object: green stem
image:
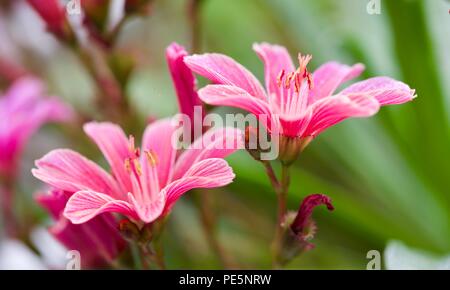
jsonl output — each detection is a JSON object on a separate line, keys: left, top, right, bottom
{"left": 263, "top": 162, "right": 290, "bottom": 268}
{"left": 279, "top": 165, "right": 290, "bottom": 221}
{"left": 130, "top": 242, "right": 144, "bottom": 270}
{"left": 138, "top": 242, "right": 153, "bottom": 270}
{"left": 196, "top": 191, "right": 236, "bottom": 269}
{"left": 151, "top": 237, "right": 166, "bottom": 270}
{"left": 188, "top": 0, "right": 204, "bottom": 53}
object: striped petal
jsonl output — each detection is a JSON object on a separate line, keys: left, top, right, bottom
{"left": 198, "top": 84, "right": 277, "bottom": 131}
{"left": 308, "top": 62, "right": 365, "bottom": 104}
{"left": 173, "top": 127, "right": 244, "bottom": 180}
{"left": 163, "top": 158, "right": 235, "bottom": 213}
{"left": 253, "top": 42, "right": 295, "bottom": 105}
{"left": 141, "top": 118, "right": 178, "bottom": 188}
{"left": 64, "top": 190, "right": 137, "bottom": 224}
{"left": 84, "top": 122, "right": 132, "bottom": 194}
{"left": 339, "top": 76, "right": 416, "bottom": 106}
{"left": 32, "top": 149, "right": 121, "bottom": 198}
{"left": 303, "top": 93, "right": 380, "bottom": 137}
{"left": 184, "top": 53, "right": 266, "bottom": 99}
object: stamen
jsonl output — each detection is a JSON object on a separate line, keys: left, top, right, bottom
{"left": 276, "top": 69, "right": 285, "bottom": 88}
{"left": 297, "top": 53, "right": 314, "bottom": 90}
{"left": 285, "top": 72, "right": 295, "bottom": 89}
{"left": 124, "top": 158, "right": 131, "bottom": 173}
{"left": 128, "top": 135, "right": 135, "bottom": 153}
{"left": 133, "top": 159, "right": 142, "bottom": 176}
{"left": 306, "top": 73, "right": 314, "bottom": 90}
{"left": 298, "top": 54, "right": 312, "bottom": 73}
{"left": 144, "top": 150, "right": 159, "bottom": 167}
{"left": 294, "top": 73, "right": 301, "bottom": 93}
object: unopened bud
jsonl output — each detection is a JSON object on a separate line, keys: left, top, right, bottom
{"left": 277, "top": 194, "right": 334, "bottom": 265}
{"left": 27, "top": 0, "right": 74, "bottom": 42}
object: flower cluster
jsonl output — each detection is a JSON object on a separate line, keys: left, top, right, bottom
{"left": 0, "top": 1, "right": 417, "bottom": 270}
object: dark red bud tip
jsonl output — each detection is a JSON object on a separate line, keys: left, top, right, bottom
{"left": 27, "top": 0, "right": 66, "bottom": 34}
{"left": 290, "top": 194, "right": 334, "bottom": 234}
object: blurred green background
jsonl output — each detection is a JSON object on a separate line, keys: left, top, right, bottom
{"left": 8, "top": 0, "right": 450, "bottom": 269}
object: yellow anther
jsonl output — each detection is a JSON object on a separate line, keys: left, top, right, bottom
{"left": 144, "top": 150, "right": 159, "bottom": 167}
{"left": 285, "top": 72, "right": 295, "bottom": 89}
{"left": 133, "top": 158, "right": 142, "bottom": 176}
{"left": 124, "top": 158, "right": 131, "bottom": 172}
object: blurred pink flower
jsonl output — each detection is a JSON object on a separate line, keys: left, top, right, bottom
{"left": 36, "top": 190, "right": 125, "bottom": 269}
{"left": 166, "top": 42, "right": 204, "bottom": 139}
{"left": 0, "top": 77, "right": 73, "bottom": 180}
{"left": 33, "top": 118, "right": 243, "bottom": 224}
{"left": 184, "top": 42, "right": 416, "bottom": 140}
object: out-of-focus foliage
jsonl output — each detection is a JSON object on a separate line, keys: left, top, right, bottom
{"left": 384, "top": 240, "right": 450, "bottom": 270}
{"left": 3, "top": 0, "right": 449, "bottom": 269}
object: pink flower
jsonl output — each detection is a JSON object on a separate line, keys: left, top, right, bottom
{"left": 0, "top": 77, "right": 73, "bottom": 180}
{"left": 32, "top": 118, "right": 242, "bottom": 224}
{"left": 184, "top": 43, "right": 416, "bottom": 163}
{"left": 36, "top": 190, "right": 126, "bottom": 268}
{"left": 166, "top": 42, "right": 204, "bottom": 139}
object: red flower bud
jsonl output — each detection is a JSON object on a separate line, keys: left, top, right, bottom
{"left": 291, "top": 194, "right": 334, "bottom": 235}
{"left": 27, "top": 0, "right": 66, "bottom": 36}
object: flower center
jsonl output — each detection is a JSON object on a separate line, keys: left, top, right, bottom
{"left": 124, "top": 135, "right": 160, "bottom": 201}
{"left": 124, "top": 135, "right": 142, "bottom": 182}
{"left": 276, "top": 53, "right": 314, "bottom": 93}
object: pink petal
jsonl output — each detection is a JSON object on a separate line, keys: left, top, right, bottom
{"left": 64, "top": 190, "right": 137, "bottom": 224}
{"left": 1, "top": 77, "right": 44, "bottom": 111}
{"left": 253, "top": 42, "right": 295, "bottom": 102}
{"left": 198, "top": 84, "right": 277, "bottom": 131}
{"left": 36, "top": 190, "right": 125, "bottom": 267}
{"left": 173, "top": 127, "right": 244, "bottom": 180}
{"left": 0, "top": 97, "right": 72, "bottom": 178}
{"left": 279, "top": 111, "right": 312, "bottom": 138}
{"left": 141, "top": 118, "right": 178, "bottom": 188}
{"left": 308, "top": 62, "right": 365, "bottom": 104}
{"left": 83, "top": 122, "right": 132, "bottom": 194}
{"left": 35, "top": 190, "right": 70, "bottom": 219}
{"left": 166, "top": 43, "right": 203, "bottom": 124}
{"left": 127, "top": 192, "right": 165, "bottom": 224}
{"left": 0, "top": 77, "right": 73, "bottom": 176}
{"left": 32, "top": 149, "right": 121, "bottom": 198}
{"left": 184, "top": 53, "right": 266, "bottom": 99}
{"left": 33, "top": 97, "right": 74, "bottom": 123}
{"left": 339, "top": 76, "right": 416, "bottom": 106}
{"left": 49, "top": 215, "right": 125, "bottom": 268}
{"left": 1, "top": 77, "right": 73, "bottom": 122}
{"left": 303, "top": 93, "right": 380, "bottom": 137}
{"left": 163, "top": 158, "right": 235, "bottom": 213}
